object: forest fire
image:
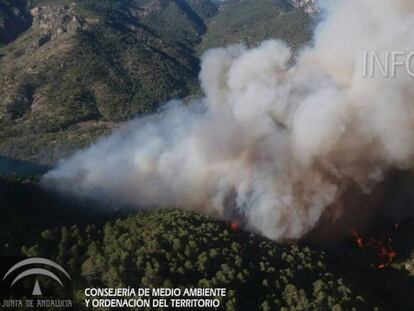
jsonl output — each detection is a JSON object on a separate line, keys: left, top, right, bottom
{"left": 225, "top": 221, "right": 240, "bottom": 232}
{"left": 224, "top": 220, "right": 243, "bottom": 232}
{"left": 230, "top": 222, "right": 239, "bottom": 231}
{"left": 351, "top": 229, "right": 398, "bottom": 269}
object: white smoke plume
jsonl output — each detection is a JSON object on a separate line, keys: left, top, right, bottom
{"left": 43, "top": 0, "right": 414, "bottom": 241}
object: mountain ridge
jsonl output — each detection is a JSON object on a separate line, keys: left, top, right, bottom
{"left": 0, "top": 0, "right": 312, "bottom": 165}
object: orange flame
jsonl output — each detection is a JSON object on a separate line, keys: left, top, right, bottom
{"left": 230, "top": 222, "right": 239, "bottom": 231}
{"left": 224, "top": 221, "right": 240, "bottom": 232}
{"left": 351, "top": 229, "right": 397, "bottom": 269}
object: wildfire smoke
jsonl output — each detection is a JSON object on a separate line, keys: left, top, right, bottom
{"left": 43, "top": 0, "right": 414, "bottom": 241}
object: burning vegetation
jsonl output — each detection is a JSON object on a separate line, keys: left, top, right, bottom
{"left": 351, "top": 225, "right": 399, "bottom": 269}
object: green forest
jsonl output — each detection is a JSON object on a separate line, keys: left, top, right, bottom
{"left": 1, "top": 174, "right": 414, "bottom": 310}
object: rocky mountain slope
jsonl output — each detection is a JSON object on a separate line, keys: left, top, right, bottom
{"left": 291, "top": 0, "right": 317, "bottom": 14}
{"left": 0, "top": 0, "right": 311, "bottom": 165}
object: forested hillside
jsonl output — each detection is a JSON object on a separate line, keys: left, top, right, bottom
{"left": 0, "top": 0, "right": 215, "bottom": 164}
{"left": 0, "top": 175, "right": 413, "bottom": 310}
{"left": 25, "top": 209, "right": 372, "bottom": 310}
{"left": 198, "top": 0, "right": 312, "bottom": 52}
{"left": 0, "top": 0, "right": 311, "bottom": 165}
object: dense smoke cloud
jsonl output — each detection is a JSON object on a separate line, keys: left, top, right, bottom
{"left": 43, "top": 0, "right": 414, "bottom": 240}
